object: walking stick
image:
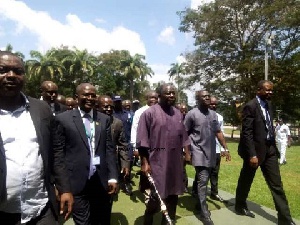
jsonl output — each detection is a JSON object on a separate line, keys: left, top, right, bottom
{"left": 146, "top": 173, "right": 174, "bottom": 225}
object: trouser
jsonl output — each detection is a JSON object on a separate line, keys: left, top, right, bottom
{"left": 195, "top": 166, "right": 211, "bottom": 218}
{"left": 277, "top": 140, "right": 287, "bottom": 164}
{"left": 72, "top": 174, "right": 112, "bottom": 225}
{"left": 143, "top": 193, "right": 178, "bottom": 225}
{"left": 209, "top": 153, "right": 221, "bottom": 196}
{"left": 235, "top": 144, "right": 292, "bottom": 224}
{"left": 0, "top": 202, "right": 57, "bottom": 225}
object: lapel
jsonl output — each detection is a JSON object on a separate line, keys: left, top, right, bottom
{"left": 73, "top": 109, "right": 90, "bottom": 150}
{"left": 255, "top": 98, "right": 267, "bottom": 125}
{"left": 28, "top": 98, "right": 43, "bottom": 155}
{"left": 93, "top": 111, "right": 102, "bottom": 152}
{"left": 0, "top": 133, "right": 4, "bottom": 157}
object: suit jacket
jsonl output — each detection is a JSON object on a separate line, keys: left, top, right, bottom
{"left": 111, "top": 117, "right": 130, "bottom": 169}
{"left": 53, "top": 102, "right": 68, "bottom": 115}
{"left": 54, "top": 109, "right": 118, "bottom": 195}
{"left": 0, "top": 97, "right": 68, "bottom": 217}
{"left": 238, "top": 97, "right": 278, "bottom": 164}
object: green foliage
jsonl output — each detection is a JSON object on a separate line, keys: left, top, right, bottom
{"left": 178, "top": 0, "right": 300, "bottom": 122}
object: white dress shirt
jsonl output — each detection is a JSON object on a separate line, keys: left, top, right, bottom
{"left": 0, "top": 95, "right": 48, "bottom": 223}
{"left": 130, "top": 105, "right": 150, "bottom": 148}
{"left": 215, "top": 112, "right": 225, "bottom": 154}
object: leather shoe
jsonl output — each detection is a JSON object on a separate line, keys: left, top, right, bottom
{"left": 122, "top": 183, "right": 133, "bottom": 196}
{"left": 210, "top": 194, "right": 234, "bottom": 206}
{"left": 199, "top": 215, "right": 214, "bottom": 225}
{"left": 279, "top": 221, "right": 296, "bottom": 225}
{"left": 235, "top": 207, "right": 255, "bottom": 218}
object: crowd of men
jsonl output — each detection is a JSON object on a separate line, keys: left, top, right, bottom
{"left": 0, "top": 51, "right": 296, "bottom": 225}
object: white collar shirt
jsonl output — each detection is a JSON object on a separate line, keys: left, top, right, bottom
{"left": 0, "top": 94, "right": 48, "bottom": 223}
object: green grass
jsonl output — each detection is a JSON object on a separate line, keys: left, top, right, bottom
{"left": 224, "top": 127, "right": 240, "bottom": 136}
{"left": 186, "top": 139, "right": 300, "bottom": 220}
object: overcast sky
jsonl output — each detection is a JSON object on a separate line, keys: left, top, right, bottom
{"left": 0, "top": 0, "right": 212, "bottom": 104}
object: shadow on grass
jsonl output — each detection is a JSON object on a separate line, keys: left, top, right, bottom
{"left": 111, "top": 212, "right": 129, "bottom": 225}
{"left": 226, "top": 197, "right": 278, "bottom": 223}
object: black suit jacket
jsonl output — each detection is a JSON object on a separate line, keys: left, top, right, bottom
{"left": 53, "top": 102, "right": 68, "bottom": 115}
{"left": 54, "top": 109, "right": 118, "bottom": 195}
{"left": 238, "top": 97, "right": 278, "bottom": 164}
{"left": 111, "top": 117, "right": 130, "bottom": 169}
{"left": 0, "top": 97, "right": 69, "bottom": 217}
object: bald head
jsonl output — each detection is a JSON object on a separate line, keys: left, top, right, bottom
{"left": 76, "top": 83, "right": 96, "bottom": 113}
{"left": 40, "top": 81, "right": 58, "bottom": 104}
{"left": 98, "top": 95, "right": 114, "bottom": 116}
{"left": 146, "top": 90, "right": 158, "bottom": 106}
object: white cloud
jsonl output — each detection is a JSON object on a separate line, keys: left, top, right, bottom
{"left": 191, "top": 0, "right": 214, "bottom": 9}
{"left": 95, "top": 18, "right": 106, "bottom": 24}
{"left": 157, "top": 26, "right": 175, "bottom": 45}
{"left": 0, "top": 0, "right": 146, "bottom": 56}
{"left": 148, "top": 63, "right": 171, "bottom": 85}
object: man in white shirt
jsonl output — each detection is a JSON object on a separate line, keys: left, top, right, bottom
{"left": 0, "top": 51, "right": 73, "bottom": 224}
{"left": 275, "top": 118, "right": 291, "bottom": 165}
{"left": 130, "top": 90, "right": 158, "bottom": 163}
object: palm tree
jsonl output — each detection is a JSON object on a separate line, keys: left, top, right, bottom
{"left": 4, "top": 43, "right": 25, "bottom": 59}
{"left": 120, "top": 53, "right": 153, "bottom": 101}
{"left": 168, "top": 62, "right": 187, "bottom": 103}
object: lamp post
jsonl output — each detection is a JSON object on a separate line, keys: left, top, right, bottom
{"left": 265, "top": 32, "right": 274, "bottom": 81}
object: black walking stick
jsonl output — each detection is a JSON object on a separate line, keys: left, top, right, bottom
{"left": 146, "top": 173, "right": 174, "bottom": 225}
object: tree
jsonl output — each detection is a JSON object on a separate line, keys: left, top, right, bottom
{"left": 168, "top": 62, "right": 187, "bottom": 103}
{"left": 120, "top": 52, "right": 153, "bottom": 101}
{"left": 3, "top": 43, "right": 25, "bottom": 59}
{"left": 178, "top": 0, "right": 300, "bottom": 121}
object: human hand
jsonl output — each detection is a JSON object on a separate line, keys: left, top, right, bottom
{"left": 108, "top": 182, "right": 118, "bottom": 194}
{"left": 249, "top": 156, "right": 258, "bottom": 168}
{"left": 59, "top": 192, "right": 74, "bottom": 220}
{"left": 122, "top": 168, "right": 130, "bottom": 177}
{"left": 222, "top": 151, "right": 231, "bottom": 161}
{"left": 141, "top": 161, "right": 151, "bottom": 175}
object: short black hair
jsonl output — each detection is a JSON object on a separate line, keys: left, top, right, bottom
{"left": 156, "top": 83, "right": 175, "bottom": 96}
{"left": 257, "top": 80, "right": 273, "bottom": 90}
{"left": 0, "top": 51, "right": 25, "bottom": 67}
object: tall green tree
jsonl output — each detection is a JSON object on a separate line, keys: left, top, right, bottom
{"left": 168, "top": 62, "right": 187, "bottom": 103}
{"left": 178, "top": 0, "right": 300, "bottom": 121}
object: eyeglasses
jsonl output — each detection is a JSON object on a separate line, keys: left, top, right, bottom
{"left": 0, "top": 67, "right": 25, "bottom": 76}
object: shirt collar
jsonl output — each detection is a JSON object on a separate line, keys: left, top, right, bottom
{"left": 256, "top": 95, "right": 267, "bottom": 108}
{"left": 78, "top": 107, "right": 93, "bottom": 118}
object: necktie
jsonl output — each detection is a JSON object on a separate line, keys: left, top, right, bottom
{"left": 83, "top": 113, "right": 95, "bottom": 178}
{"left": 265, "top": 102, "right": 274, "bottom": 139}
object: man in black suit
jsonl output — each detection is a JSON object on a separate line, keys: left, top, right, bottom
{"left": 0, "top": 51, "right": 73, "bottom": 224}
{"left": 54, "top": 83, "right": 118, "bottom": 225}
{"left": 235, "top": 80, "right": 295, "bottom": 225}
{"left": 40, "top": 81, "right": 67, "bottom": 115}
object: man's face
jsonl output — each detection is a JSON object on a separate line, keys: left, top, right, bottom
{"left": 209, "top": 97, "right": 218, "bottom": 111}
{"left": 258, "top": 82, "right": 273, "bottom": 101}
{"left": 114, "top": 100, "right": 123, "bottom": 111}
{"left": 147, "top": 92, "right": 158, "bottom": 106}
{"left": 42, "top": 83, "right": 58, "bottom": 104}
{"left": 160, "top": 85, "right": 176, "bottom": 106}
{"left": 198, "top": 91, "right": 211, "bottom": 108}
{"left": 76, "top": 85, "right": 96, "bottom": 113}
{"left": 99, "top": 97, "right": 114, "bottom": 116}
{"left": 123, "top": 100, "right": 131, "bottom": 111}
{"left": 0, "top": 54, "right": 25, "bottom": 97}
{"left": 180, "top": 105, "right": 188, "bottom": 115}
{"left": 65, "top": 98, "right": 75, "bottom": 110}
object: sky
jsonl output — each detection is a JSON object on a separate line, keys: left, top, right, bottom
{"left": 0, "top": 0, "right": 212, "bottom": 104}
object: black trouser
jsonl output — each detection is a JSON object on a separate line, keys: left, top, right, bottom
{"left": 195, "top": 166, "right": 211, "bottom": 218}
{"left": 144, "top": 193, "right": 178, "bottom": 225}
{"left": 72, "top": 174, "right": 112, "bottom": 225}
{"left": 209, "top": 153, "right": 221, "bottom": 196}
{"left": 0, "top": 202, "right": 57, "bottom": 225}
{"left": 235, "top": 144, "right": 292, "bottom": 224}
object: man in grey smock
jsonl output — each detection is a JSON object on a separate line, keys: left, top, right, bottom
{"left": 184, "top": 90, "right": 229, "bottom": 225}
{"left": 136, "top": 84, "right": 191, "bottom": 225}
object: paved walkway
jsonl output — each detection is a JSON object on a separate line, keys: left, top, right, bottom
{"left": 187, "top": 185, "right": 300, "bottom": 225}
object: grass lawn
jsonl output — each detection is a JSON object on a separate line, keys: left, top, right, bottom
{"left": 186, "top": 138, "right": 300, "bottom": 220}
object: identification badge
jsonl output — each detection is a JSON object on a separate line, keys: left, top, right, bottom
{"left": 92, "top": 156, "right": 100, "bottom": 165}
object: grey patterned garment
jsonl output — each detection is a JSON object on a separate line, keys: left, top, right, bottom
{"left": 136, "top": 104, "right": 190, "bottom": 199}
{"left": 184, "top": 107, "right": 220, "bottom": 168}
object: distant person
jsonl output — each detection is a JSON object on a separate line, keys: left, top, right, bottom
{"left": 275, "top": 118, "right": 291, "bottom": 165}
{"left": 65, "top": 97, "right": 76, "bottom": 110}
{"left": 54, "top": 83, "right": 118, "bottom": 225}
{"left": 179, "top": 103, "right": 188, "bottom": 119}
{"left": 137, "top": 83, "right": 191, "bottom": 225}
{"left": 113, "top": 95, "right": 134, "bottom": 195}
{"left": 40, "top": 81, "right": 67, "bottom": 115}
{"left": 184, "top": 90, "right": 230, "bottom": 225}
{"left": 132, "top": 99, "right": 140, "bottom": 112}
{"left": 122, "top": 100, "right": 132, "bottom": 111}
{"left": 98, "top": 95, "right": 130, "bottom": 198}
{"left": 0, "top": 51, "right": 73, "bottom": 224}
{"left": 235, "top": 80, "right": 295, "bottom": 225}
{"left": 209, "top": 96, "right": 232, "bottom": 204}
